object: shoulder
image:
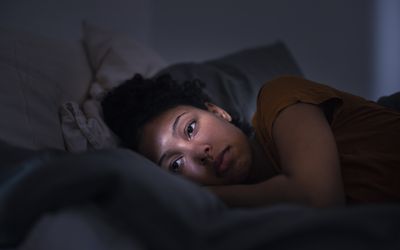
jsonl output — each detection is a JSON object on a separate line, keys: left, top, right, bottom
{"left": 257, "top": 75, "right": 326, "bottom": 101}
{"left": 256, "top": 76, "right": 342, "bottom": 113}
{"left": 252, "top": 76, "right": 311, "bottom": 143}
{"left": 252, "top": 76, "right": 343, "bottom": 137}
{"left": 255, "top": 76, "right": 312, "bottom": 120}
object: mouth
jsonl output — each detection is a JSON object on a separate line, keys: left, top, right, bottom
{"left": 213, "top": 146, "right": 230, "bottom": 177}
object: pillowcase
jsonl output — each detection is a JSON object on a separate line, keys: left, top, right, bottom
{"left": 60, "top": 22, "right": 168, "bottom": 152}
{"left": 156, "top": 42, "right": 303, "bottom": 124}
{"left": 0, "top": 27, "right": 92, "bottom": 150}
{"left": 82, "top": 21, "right": 167, "bottom": 93}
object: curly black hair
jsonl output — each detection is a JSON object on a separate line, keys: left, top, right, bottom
{"left": 101, "top": 73, "right": 252, "bottom": 151}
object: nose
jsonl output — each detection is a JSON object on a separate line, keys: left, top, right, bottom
{"left": 199, "top": 144, "right": 212, "bottom": 166}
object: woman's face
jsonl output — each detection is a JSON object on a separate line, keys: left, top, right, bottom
{"left": 138, "top": 104, "right": 253, "bottom": 186}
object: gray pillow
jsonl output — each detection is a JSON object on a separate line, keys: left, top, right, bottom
{"left": 156, "top": 41, "right": 302, "bottom": 124}
{"left": 377, "top": 92, "right": 400, "bottom": 112}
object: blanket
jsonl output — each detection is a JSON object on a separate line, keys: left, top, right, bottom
{"left": 1, "top": 140, "right": 400, "bottom": 250}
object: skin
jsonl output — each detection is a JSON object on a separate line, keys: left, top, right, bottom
{"left": 138, "top": 103, "right": 263, "bottom": 185}
{"left": 209, "top": 103, "right": 345, "bottom": 208}
{"left": 138, "top": 102, "right": 345, "bottom": 208}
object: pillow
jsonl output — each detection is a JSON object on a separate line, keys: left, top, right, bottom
{"left": 82, "top": 21, "right": 167, "bottom": 92}
{"left": 377, "top": 91, "right": 400, "bottom": 112}
{"left": 0, "top": 27, "right": 92, "bottom": 150}
{"left": 61, "top": 39, "right": 302, "bottom": 152}
{"left": 156, "top": 41, "right": 303, "bottom": 124}
{"left": 59, "top": 22, "right": 168, "bottom": 152}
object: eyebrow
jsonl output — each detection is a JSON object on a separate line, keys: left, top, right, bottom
{"left": 157, "top": 111, "right": 187, "bottom": 166}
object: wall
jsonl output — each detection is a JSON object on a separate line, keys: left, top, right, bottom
{"left": 373, "top": 0, "right": 400, "bottom": 99}
{"left": 0, "top": 0, "right": 152, "bottom": 44}
{"left": 1, "top": 0, "right": 398, "bottom": 100}
{"left": 150, "top": 0, "right": 375, "bottom": 99}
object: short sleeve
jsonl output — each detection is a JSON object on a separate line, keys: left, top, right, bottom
{"left": 254, "top": 76, "right": 343, "bottom": 138}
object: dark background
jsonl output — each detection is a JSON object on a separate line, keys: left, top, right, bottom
{"left": 1, "top": 0, "right": 399, "bottom": 100}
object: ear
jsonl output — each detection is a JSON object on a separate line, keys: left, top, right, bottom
{"left": 204, "top": 102, "right": 232, "bottom": 122}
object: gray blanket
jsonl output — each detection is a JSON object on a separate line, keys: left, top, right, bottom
{"left": 0, "top": 140, "right": 400, "bottom": 250}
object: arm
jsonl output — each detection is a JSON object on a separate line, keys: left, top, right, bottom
{"left": 209, "top": 103, "right": 345, "bottom": 208}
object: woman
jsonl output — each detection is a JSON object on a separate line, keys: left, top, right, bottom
{"left": 101, "top": 74, "right": 400, "bottom": 208}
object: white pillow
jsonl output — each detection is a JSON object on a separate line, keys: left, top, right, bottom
{"left": 59, "top": 22, "right": 168, "bottom": 152}
{"left": 0, "top": 27, "right": 92, "bottom": 150}
{"left": 82, "top": 21, "right": 167, "bottom": 92}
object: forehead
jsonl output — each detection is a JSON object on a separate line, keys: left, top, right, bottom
{"left": 150, "top": 105, "right": 200, "bottom": 126}
{"left": 137, "top": 105, "right": 202, "bottom": 156}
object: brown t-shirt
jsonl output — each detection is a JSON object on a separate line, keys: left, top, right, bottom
{"left": 252, "top": 76, "right": 400, "bottom": 204}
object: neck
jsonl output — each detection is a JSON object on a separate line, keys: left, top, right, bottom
{"left": 244, "top": 134, "right": 277, "bottom": 184}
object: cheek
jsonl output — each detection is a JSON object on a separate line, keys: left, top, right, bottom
{"left": 215, "top": 120, "right": 246, "bottom": 142}
{"left": 183, "top": 160, "right": 208, "bottom": 176}
{"left": 205, "top": 117, "right": 235, "bottom": 136}
{"left": 182, "top": 159, "right": 217, "bottom": 184}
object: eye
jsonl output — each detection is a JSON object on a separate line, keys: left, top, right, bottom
{"left": 170, "top": 158, "right": 183, "bottom": 174}
{"left": 186, "top": 121, "right": 196, "bottom": 139}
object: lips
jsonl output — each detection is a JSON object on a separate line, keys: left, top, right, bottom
{"left": 213, "top": 146, "right": 230, "bottom": 177}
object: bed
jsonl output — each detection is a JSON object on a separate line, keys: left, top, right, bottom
{"left": 1, "top": 23, "right": 400, "bottom": 250}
